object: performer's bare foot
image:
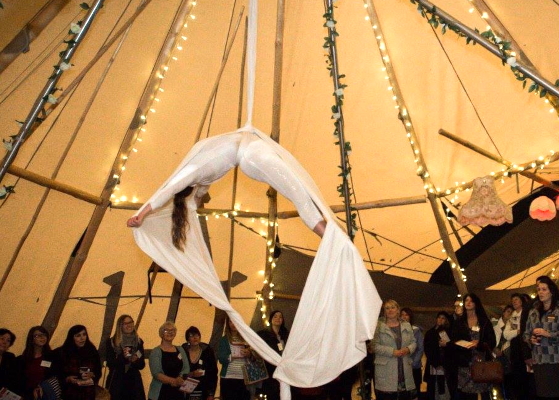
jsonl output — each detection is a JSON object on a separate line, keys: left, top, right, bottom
{"left": 313, "top": 220, "right": 326, "bottom": 238}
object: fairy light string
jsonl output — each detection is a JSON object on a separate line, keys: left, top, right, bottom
{"left": 111, "top": 0, "right": 198, "bottom": 205}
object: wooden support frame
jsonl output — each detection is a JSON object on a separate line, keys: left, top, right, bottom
{"left": 41, "top": 0, "right": 198, "bottom": 334}
{"left": 439, "top": 129, "right": 559, "bottom": 192}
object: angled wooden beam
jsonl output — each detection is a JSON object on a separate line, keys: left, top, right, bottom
{"left": 42, "top": 0, "right": 197, "bottom": 334}
{"left": 439, "top": 129, "right": 559, "bottom": 192}
{"left": 365, "top": 0, "right": 468, "bottom": 294}
{"left": 7, "top": 164, "right": 102, "bottom": 204}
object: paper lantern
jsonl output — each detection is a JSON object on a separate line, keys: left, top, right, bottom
{"left": 529, "top": 196, "right": 556, "bottom": 221}
{"left": 458, "top": 176, "right": 513, "bottom": 227}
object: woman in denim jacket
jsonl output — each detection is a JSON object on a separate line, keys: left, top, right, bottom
{"left": 524, "top": 276, "right": 559, "bottom": 399}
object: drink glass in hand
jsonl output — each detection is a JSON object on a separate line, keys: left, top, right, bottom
{"left": 79, "top": 367, "right": 90, "bottom": 380}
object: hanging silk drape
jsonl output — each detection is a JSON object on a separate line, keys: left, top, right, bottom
{"left": 132, "top": 0, "right": 381, "bottom": 398}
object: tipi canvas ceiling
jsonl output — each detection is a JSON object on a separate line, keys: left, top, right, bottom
{"left": 1, "top": 0, "right": 559, "bottom": 356}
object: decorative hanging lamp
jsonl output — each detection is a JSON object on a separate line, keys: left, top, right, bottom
{"left": 529, "top": 196, "right": 556, "bottom": 221}
{"left": 458, "top": 175, "right": 513, "bottom": 227}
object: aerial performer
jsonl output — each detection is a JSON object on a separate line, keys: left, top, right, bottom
{"left": 127, "top": 126, "right": 382, "bottom": 399}
{"left": 127, "top": 1, "right": 380, "bottom": 398}
{"left": 126, "top": 130, "right": 327, "bottom": 238}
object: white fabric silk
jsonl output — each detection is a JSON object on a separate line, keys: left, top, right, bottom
{"left": 132, "top": 125, "right": 382, "bottom": 396}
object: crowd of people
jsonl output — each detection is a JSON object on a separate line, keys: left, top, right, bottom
{"left": 1, "top": 275, "right": 559, "bottom": 400}
{"left": 418, "top": 276, "right": 559, "bottom": 400}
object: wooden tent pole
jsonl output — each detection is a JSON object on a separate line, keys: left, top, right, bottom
{"left": 439, "top": 129, "right": 559, "bottom": 192}
{"left": 365, "top": 0, "right": 468, "bottom": 294}
{"left": 260, "top": 0, "right": 285, "bottom": 322}
{"left": 41, "top": 0, "right": 198, "bottom": 334}
{"left": 0, "top": 0, "right": 71, "bottom": 74}
{"left": 194, "top": 8, "right": 245, "bottom": 144}
{"left": 135, "top": 263, "right": 160, "bottom": 329}
{"left": 4, "top": 162, "right": 427, "bottom": 214}
{"left": 6, "top": 164, "right": 102, "bottom": 204}
{"left": 226, "top": 17, "right": 248, "bottom": 301}
{"left": 468, "top": 0, "right": 559, "bottom": 114}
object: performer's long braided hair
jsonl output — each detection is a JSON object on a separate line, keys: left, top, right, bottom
{"left": 172, "top": 186, "right": 194, "bottom": 251}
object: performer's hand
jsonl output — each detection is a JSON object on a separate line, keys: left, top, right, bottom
{"left": 127, "top": 216, "right": 142, "bottom": 227}
{"left": 127, "top": 204, "right": 152, "bottom": 227}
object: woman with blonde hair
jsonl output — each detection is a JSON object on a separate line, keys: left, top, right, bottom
{"left": 148, "top": 321, "right": 189, "bottom": 400}
{"left": 105, "top": 314, "right": 146, "bottom": 400}
{"left": 373, "top": 299, "right": 417, "bottom": 400}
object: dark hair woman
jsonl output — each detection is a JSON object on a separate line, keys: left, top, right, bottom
{"left": 523, "top": 276, "right": 559, "bottom": 399}
{"left": 258, "top": 311, "right": 290, "bottom": 400}
{"left": 181, "top": 326, "right": 218, "bottom": 400}
{"left": 450, "top": 293, "right": 496, "bottom": 400}
{"left": 0, "top": 328, "right": 17, "bottom": 392}
{"left": 217, "top": 318, "right": 251, "bottom": 400}
{"left": 53, "top": 324, "right": 102, "bottom": 400}
{"left": 423, "top": 311, "right": 452, "bottom": 400}
{"left": 400, "top": 307, "right": 424, "bottom": 395}
{"left": 105, "top": 315, "right": 146, "bottom": 400}
{"left": 15, "top": 326, "right": 55, "bottom": 400}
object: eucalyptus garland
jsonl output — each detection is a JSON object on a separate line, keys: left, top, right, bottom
{"left": 0, "top": 185, "right": 15, "bottom": 200}
{"left": 410, "top": 0, "right": 559, "bottom": 101}
{"left": 2, "top": 4, "right": 90, "bottom": 156}
{"left": 323, "top": 1, "right": 358, "bottom": 238}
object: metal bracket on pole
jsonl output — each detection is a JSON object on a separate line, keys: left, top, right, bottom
{"left": 0, "top": 0, "right": 105, "bottom": 183}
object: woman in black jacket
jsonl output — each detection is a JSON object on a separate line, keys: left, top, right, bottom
{"left": 54, "top": 325, "right": 102, "bottom": 400}
{"left": 105, "top": 315, "right": 146, "bottom": 400}
{"left": 181, "top": 326, "right": 218, "bottom": 400}
{"left": 423, "top": 312, "right": 452, "bottom": 400}
{"left": 450, "top": 294, "right": 496, "bottom": 400}
{"left": 258, "top": 311, "right": 289, "bottom": 400}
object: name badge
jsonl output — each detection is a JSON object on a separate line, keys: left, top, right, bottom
{"left": 471, "top": 326, "right": 480, "bottom": 332}
{"left": 547, "top": 315, "right": 557, "bottom": 323}
{"left": 278, "top": 342, "right": 284, "bottom": 352}
{"left": 199, "top": 359, "right": 204, "bottom": 365}
{"left": 178, "top": 353, "right": 183, "bottom": 360}
{"left": 135, "top": 350, "right": 142, "bottom": 358}
{"left": 40, "top": 360, "right": 52, "bottom": 368}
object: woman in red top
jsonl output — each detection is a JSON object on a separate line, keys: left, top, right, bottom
{"left": 16, "top": 326, "right": 55, "bottom": 400}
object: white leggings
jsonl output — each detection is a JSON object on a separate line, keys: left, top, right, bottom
{"left": 148, "top": 132, "right": 323, "bottom": 230}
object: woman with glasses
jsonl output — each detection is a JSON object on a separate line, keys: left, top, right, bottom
{"left": 148, "top": 321, "right": 190, "bottom": 400}
{"left": 14, "top": 326, "right": 55, "bottom": 400}
{"left": 181, "top": 326, "right": 218, "bottom": 400}
{"left": 105, "top": 315, "right": 146, "bottom": 400}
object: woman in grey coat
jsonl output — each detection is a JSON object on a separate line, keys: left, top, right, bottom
{"left": 373, "top": 299, "right": 417, "bottom": 400}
